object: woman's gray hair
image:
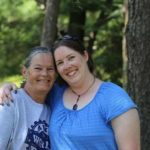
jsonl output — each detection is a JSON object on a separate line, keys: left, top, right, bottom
{"left": 23, "top": 46, "right": 52, "bottom": 68}
{"left": 21, "top": 46, "right": 53, "bottom": 88}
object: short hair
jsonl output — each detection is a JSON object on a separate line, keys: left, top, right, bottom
{"left": 23, "top": 46, "right": 53, "bottom": 68}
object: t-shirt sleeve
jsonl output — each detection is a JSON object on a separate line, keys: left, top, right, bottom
{"left": 100, "top": 82, "right": 137, "bottom": 123}
{"left": 0, "top": 103, "right": 15, "bottom": 149}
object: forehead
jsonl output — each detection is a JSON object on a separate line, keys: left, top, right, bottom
{"left": 54, "top": 46, "right": 80, "bottom": 57}
{"left": 31, "top": 52, "right": 54, "bottom": 65}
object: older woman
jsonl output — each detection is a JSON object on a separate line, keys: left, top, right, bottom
{"left": 0, "top": 46, "right": 55, "bottom": 149}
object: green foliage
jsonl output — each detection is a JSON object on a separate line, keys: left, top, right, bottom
{"left": 0, "top": 0, "right": 44, "bottom": 77}
{"left": 0, "top": 0, "right": 124, "bottom": 86}
{"left": 93, "top": 9, "right": 124, "bottom": 85}
{"left": 0, "top": 75, "right": 23, "bottom": 87}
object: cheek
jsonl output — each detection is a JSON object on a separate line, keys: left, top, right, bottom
{"left": 50, "top": 72, "right": 56, "bottom": 79}
{"left": 27, "top": 75, "right": 35, "bottom": 82}
{"left": 56, "top": 66, "right": 63, "bottom": 74}
{"left": 27, "top": 71, "right": 38, "bottom": 79}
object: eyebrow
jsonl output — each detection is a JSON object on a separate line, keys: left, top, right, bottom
{"left": 33, "top": 64, "right": 54, "bottom": 67}
{"left": 55, "top": 53, "right": 74, "bottom": 62}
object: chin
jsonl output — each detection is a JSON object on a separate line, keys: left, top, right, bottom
{"left": 38, "top": 86, "right": 51, "bottom": 93}
{"left": 38, "top": 90, "right": 50, "bottom": 94}
{"left": 67, "top": 80, "right": 78, "bottom": 86}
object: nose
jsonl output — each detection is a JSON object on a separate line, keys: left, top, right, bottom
{"left": 63, "top": 61, "right": 71, "bottom": 70}
{"left": 41, "top": 69, "right": 48, "bottom": 76}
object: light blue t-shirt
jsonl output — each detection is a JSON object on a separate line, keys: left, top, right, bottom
{"left": 49, "top": 82, "right": 137, "bottom": 150}
{"left": 0, "top": 89, "right": 50, "bottom": 150}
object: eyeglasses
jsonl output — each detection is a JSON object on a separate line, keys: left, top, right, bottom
{"left": 59, "top": 35, "right": 80, "bottom": 41}
{"left": 59, "top": 35, "right": 83, "bottom": 47}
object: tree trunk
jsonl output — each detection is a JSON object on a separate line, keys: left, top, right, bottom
{"left": 126, "top": 0, "right": 150, "bottom": 149}
{"left": 68, "top": 7, "right": 86, "bottom": 40}
{"left": 41, "top": 0, "right": 60, "bottom": 48}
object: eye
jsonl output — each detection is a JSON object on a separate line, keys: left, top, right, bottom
{"left": 56, "top": 61, "right": 63, "bottom": 66}
{"left": 34, "top": 67, "right": 42, "bottom": 70}
{"left": 68, "top": 56, "right": 75, "bottom": 60}
{"left": 47, "top": 67, "right": 55, "bottom": 71}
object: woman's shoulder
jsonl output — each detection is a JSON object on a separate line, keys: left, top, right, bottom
{"left": 98, "top": 81, "right": 136, "bottom": 110}
{"left": 101, "top": 81, "right": 123, "bottom": 90}
{"left": 11, "top": 88, "right": 31, "bottom": 106}
{"left": 100, "top": 82, "right": 128, "bottom": 97}
{"left": 98, "top": 82, "right": 137, "bottom": 122}
{"left": 50, "top": 82, "right": 67, "bottom": 95}
{"left": 11, "top": 88, "right": 26, "bottom": 100}
{"left": 0, "top": 90, "right": 20, "bottom": 118}
{"left": 0, "top": 89, "right": 24, "bottom": 112}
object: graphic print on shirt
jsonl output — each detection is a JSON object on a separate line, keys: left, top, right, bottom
{"left": 25, "top": 120, "right": 50, "bottom": 150}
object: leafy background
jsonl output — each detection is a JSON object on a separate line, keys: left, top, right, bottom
{"left": 0, "top": 0, "right": 123, "bottom": 86}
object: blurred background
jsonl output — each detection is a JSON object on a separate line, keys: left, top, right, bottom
{"left": 0, "top": 0, "right": 124, "bottom": 86}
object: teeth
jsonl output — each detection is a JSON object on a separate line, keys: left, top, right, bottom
{"left": 67, "top": 71, "right": 76, "bottom": 76}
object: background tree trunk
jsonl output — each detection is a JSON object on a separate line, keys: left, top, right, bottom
{"left": 68, "top": 8, "right": 86, "bottom": 41}
{"left": 126, "top": 0, "right": 150, "bottom": 149}
{"left": 41, "top": 0, "right": 60, "bottom": 48}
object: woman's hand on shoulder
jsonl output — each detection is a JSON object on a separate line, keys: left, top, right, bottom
{"left": 111, "top": 109, "right": 140, "bottom": 150}
{"left": 0, "top": 83, "right": 17, "bottom": 106}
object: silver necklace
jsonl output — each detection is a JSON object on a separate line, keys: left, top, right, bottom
{"left": 71, "top": 76, "right": 95, "bottom": 110}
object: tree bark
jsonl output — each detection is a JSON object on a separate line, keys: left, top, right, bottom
{"left": 126, "top": 0, "right": 150, "bottom": 149}
{"left": 41, "top": 0, "right": 60, "bottom": 48}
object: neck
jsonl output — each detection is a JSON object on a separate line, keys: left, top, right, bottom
{"left": 70, "top": 74, "right": 95, "bottom": 95}
{"left": 24, "top": 85, "right": 47, "bottom": 104}
{"left": 71, "top": 75, "right": 95, "bottom": 110}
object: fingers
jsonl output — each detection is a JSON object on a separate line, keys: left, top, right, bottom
{"left": 4, "top": 88, "right": 13, "bottom": 104}
{"left": 0, "top": 97, "right": 4, "bottom": 105}
{"left": 11, "top": 84, "right": 17, "bottom": 91}
{"left": 0, "top": 87, "right": 5, "bottom": 105}
{"left": 0, "top": 88, "right": 11, "bottom": 106}
{"left": 0, "top": 83, "right": 17, "bottom": 106}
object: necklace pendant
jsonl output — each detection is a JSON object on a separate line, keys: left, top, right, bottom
{"left": 73, "top": 104, "right": 78, "bottom": 110}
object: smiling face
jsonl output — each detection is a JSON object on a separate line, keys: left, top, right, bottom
{"left": 22, "top": 52, "right": 56, "bottom": 94}
{"left": 54, "top": 46, "right": 89, "bottom": 86}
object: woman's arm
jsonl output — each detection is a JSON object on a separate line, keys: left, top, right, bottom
{"left": 0, "top": 103, "right": 15, "bottom": 148}
{"left": 0, "top": 83, "right": 17, "bottom": 105}
{"left": 111, "top": 109, "right": 140, "bottom": 150}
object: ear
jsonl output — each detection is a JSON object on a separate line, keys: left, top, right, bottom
{"left": 21, "top": 66, "right": 28, "bottom": 78}
{"left": 83, "top": 50, "right": 89, "bottom": 62}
